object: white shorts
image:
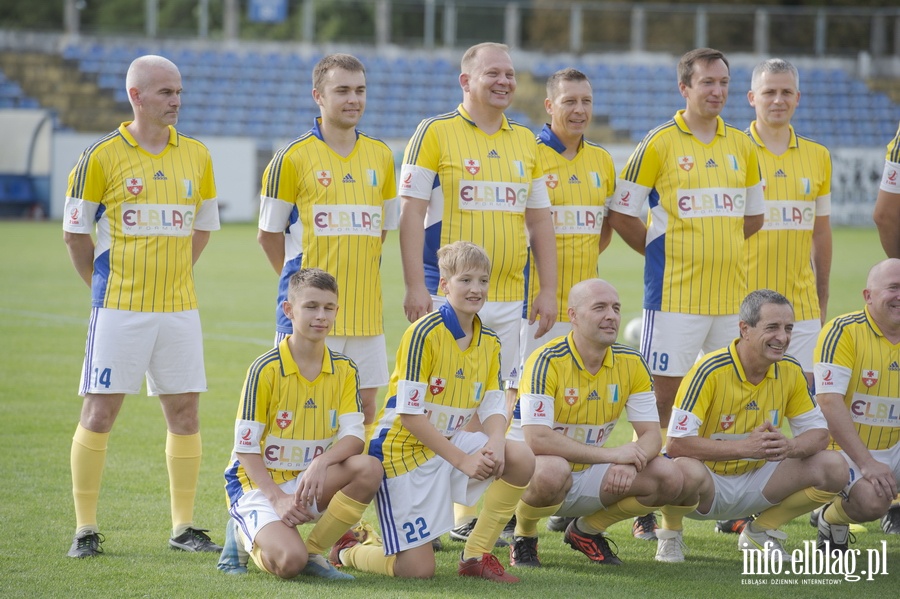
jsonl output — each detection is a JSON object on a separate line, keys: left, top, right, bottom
{"left": 786, "top": 319, "right": 820, "bottom": 374}
{"left": 687, "top": 461, "right": 779, "bottom": 521}
{"left": 324, "top": 335, "right": 389, "bottom": 389}
{"left": 273, "top": 333, "right": 389, "bottom": 389}
{"left": 229, "top": 475, "right": 323, "bottom": 551}
{"left": 640, "top": 310, "right": 738, "bottom": 376}
{"left": 375, "top": 430, "right": 492, "bottom": 555}
{"left": 79, "top": 308, "right": 206, "bottom": 396}
{"left": 433, "top": 296, "right": 523, "bottom": 386}
{"left": 555, "top": 463, "right": 612, "bottom": 517}
{"left": 519, "top": 319, "right": 572, "bottom": 376}
{"left": 840, "top": 443, "right": 900, "bottom": 492}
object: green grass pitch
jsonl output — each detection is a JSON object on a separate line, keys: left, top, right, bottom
{"left": 0, "top": 221, "right": 896, "bottom": 598}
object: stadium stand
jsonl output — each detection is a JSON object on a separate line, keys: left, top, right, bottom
{"left": 1, "top": 41, "right": 898, "bottom": 147}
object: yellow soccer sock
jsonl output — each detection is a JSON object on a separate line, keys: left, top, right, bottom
{"left": 250, "top": 543, "right": 275, "bottom": 575}
{"left": 166, "top": 431, "right": 202, "bottom": 536}
{"left": 660, "top": 428, "right": 668, "bottom": 453}
{"left": 463, "top": 478, "right": 526, "bottom": 560}
{"left": 342, "top": 543, "right": 396, "bottom": 576}
{"left": 305, "top": 491, "right": 368, "bottom": 555}
{"left": 580, "top": 496, "right": 654, "bottom": 534}
{"left": 754, "top": 486, "right": 837, "bottom": 531}
{"left": 454, "top": 502, "right": 478, "bottom": 527}
{"left": 514, "top": 500, "right": 563, "bottom": 538}
{"left": 822, "top": 498, "right": 860, "bottom": 526}
{"left": 364, "top": 422, "right": 377, "bottom": 453}
{"left": 660, "top": 502, "right": 699, "bottom": 532}
{"left": 71, "top": 424, "right": 109, "bottom": 533}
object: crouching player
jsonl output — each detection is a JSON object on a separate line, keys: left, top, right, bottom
{"left": 509, "top": 279, "right": 681, "bottom": 567}
{"left": 814, "top": 259, "right": 900, "bottom": 548}
{"left": 330, "top": 241, "right": 535, "bottom": 583}
{"left": 656, "top": 289, "right": 848, "bottom": 562}
{"left": 220, "top": 268, "right": 383, "bottom": 579}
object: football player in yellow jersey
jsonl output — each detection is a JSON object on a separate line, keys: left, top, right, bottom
{"left": 814, "top": 259, "right": 900, "bottom": 547}
{"left": 744, "top": 58, "right": 832, "bottom": 388}
{"left": 873, "top": 123, "right": 900, "bottom": 258}
{"left": 328, "top": 242, "right": 534, "bottom": 583}
{"left": 655, "top": 290, "right": 847, "bottom": 563}
{"left": 257, "top": 54, "right": 397, "bottom": 431}
{"left": 608, "top": 48, "right": 765, "bottom": 453}
{"left": 508, "top": 279, "right": 681, "bottom": 568}
{"left": 219, "top": 268, "right": 382, "bottom": 580}
{"left": 63, "top": 56, "right": 221, "bottom": 558}
{"left": 399, "top": 41, "right": 557, "bottom": 542}
{"left": 519, "top": 69, "right": 614, "bottom": 385}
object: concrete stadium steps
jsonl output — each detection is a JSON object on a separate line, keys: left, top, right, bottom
{"left": 0, "top": 51, "right": 131, "bottom": 132}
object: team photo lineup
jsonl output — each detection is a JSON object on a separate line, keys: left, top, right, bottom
{"left": 58, "top": 38, "right": 900, "bottom": 587}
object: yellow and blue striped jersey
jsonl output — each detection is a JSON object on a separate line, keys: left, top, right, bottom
{"left": 814, "top": 308, "right": 900, "bottom": 451}
{"left": 224, "top": 338, "right": 364, "bottom": 502}
{"left": 525, "top": 125, "right": 614, "bottom": 322}
{"left": 369, "top": 304, "right": 506, "bottom": 478}
{"left": 745, "top": 123, "right": 831, "bottom": 322}
{"left": 610, "top": 111, "right": 764, "bottom": 315}
{"left": 259, "top": 119, "right": 397, "bottom": 336}
{"left": 516, "top": 333, "right": 656, "bottom": 472}
{"left": 400, "top": 105, "right": 549, "bottom": 302}
{"left": 670, "top": 339, "right": 819, "bottom": 475}
{"left": 881, "top": 122, "right": 900, "bottom": 194}
{"left": 63, "top": 122, "right": 219, "bottom": 312}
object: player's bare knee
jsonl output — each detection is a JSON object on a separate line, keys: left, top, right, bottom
{"left": 807, "top": 451, "right": 848, "bottom": 492}
{"left": 650, "top": 458, "right": 683, "bottom": 500}
{"left": 395, "top": 553, "right": 435, "bottom": 578}
{"left": 503, "top": 441, "right": 535, "bottom": 485}
{"left": 848, "top": 483, "right": 893, "bottom": 521}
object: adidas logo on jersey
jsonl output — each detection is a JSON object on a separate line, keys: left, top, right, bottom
{"left": 568, "top": 174, "right": 581, "bottom": 184}
{"left": 745, "top": 400, "right": 759, "bottom": 411}
{"left": 153, "top": 170, "right": 167, "bottom": 180}
{"left": 487, "top": 149, "right": 500, "bottom": 158}
{"left": 890, "top": 361, "right": 900, "bottom": 372}
{"left": 774, "top": 168, "right": 787, "bottom": 178}
{"left": 342, "top": 173, "right": 356, "bottom": 183}
{"left": 304, "top": 398, "right": 317, "bottom": 409}
{"left": 705, "top": 159, "right": 718, "bottom": 168}
{"left": 455, "top": 368, "right": 465, "bottom": 379}
{"left": 587, "top": 390, "right": 600, "bottom": 401}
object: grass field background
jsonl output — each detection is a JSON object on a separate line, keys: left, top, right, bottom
{"left": 1, "top": 221, "right": 897, "bottom": 598}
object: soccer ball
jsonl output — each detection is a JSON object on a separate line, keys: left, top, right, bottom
{"left": 622, "top": 317, "right": 642, "bottom": 348}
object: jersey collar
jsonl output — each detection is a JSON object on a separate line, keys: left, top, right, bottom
{"left": 673, "top": 110, "right": 725, "bottom": 139}
{"left": 538, "top": 124, "right": 582, "bottom": 156}
{"left": 748, "top": 121, "right": 798, "bottom": 149}
{"left": 118, "top": 122, "right": 179, "bottom": 148}
{"left": 566, "top": 331, "right": 615, "bottom": 372}
{"left": 728, "top": 338, "right": 778, "bottom": 383}
{"left": 277, "top": 337, "right": 336, "bottom": 378}
{"left": 439, "top": 302, "right": 483, "bottom": 344}
{"left": 863, "top": 306, "right": 887, "bottom": 338}
{"left": 311, "top": 116, "right": 359, "bottom": 141}
{"left": 457, "top": 104, "right": 513, "bottom": 131}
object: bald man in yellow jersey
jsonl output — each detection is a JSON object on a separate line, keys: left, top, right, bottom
{"left": 608, "top": 48, "right": 765, "bottom": 450}
{"left": 873, "top": 124, "right": 900, "bottom": 258}
{"left": 655, "top": 290, "right": 847, "bottom": 563}
{"left": 814, "top": 259, "right": 900, "bottom": 548}
{"left": 63, "top": 55, "right": 221, "bottom": 558}
{"left": 509, "top": 279, "right": 680, "bottom": 568}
